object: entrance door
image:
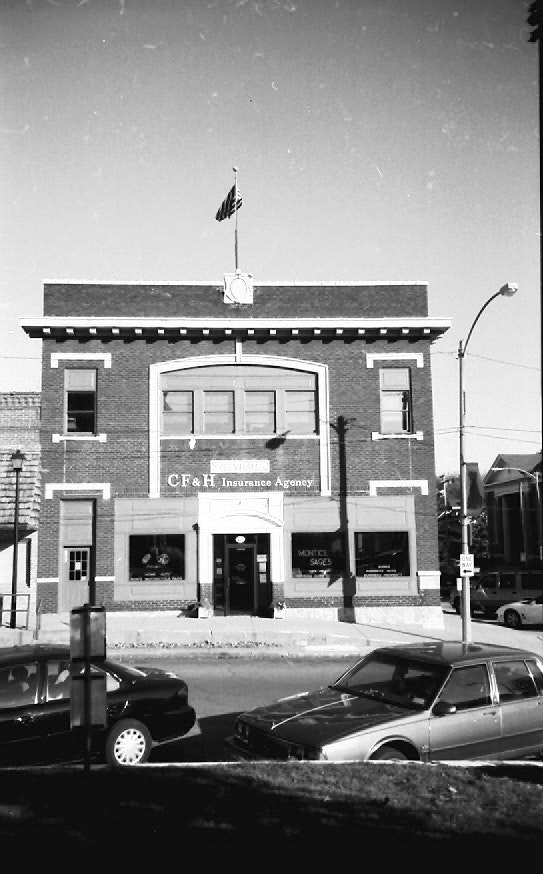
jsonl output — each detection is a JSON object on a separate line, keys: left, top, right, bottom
{"left": 58, "top": 547, "right": 90, "bottom": 612}
{"left": 226, "top": 545, "right": 256, "bottom": 615}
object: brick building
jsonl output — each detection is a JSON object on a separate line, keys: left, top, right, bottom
{"left": 21, "top": 275, "right": 450, "bottom": 625}
{"left": 0, "top": 392, "right": 41, "bottom": 627}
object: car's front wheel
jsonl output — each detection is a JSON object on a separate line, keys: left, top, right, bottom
{"left": 503, "top": 609, "right": 522, "bottom": 630}
{"left": 106, "top": 719, "right": 152, "bottom": 766}
{"left": 369, "top": 745, "right": 411, "bottom": 761}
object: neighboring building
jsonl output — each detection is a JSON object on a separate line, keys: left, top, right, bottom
{"left": 484, "top": 452, "right": 542, "bottom": 566}
{"left": 0, "top": 392, "right": 41, "bottom": 628}
{"left": 21, "top": 276, "right": 450, "bottom": 625}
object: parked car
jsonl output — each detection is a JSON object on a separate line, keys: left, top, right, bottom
{"left": 225, "top": 641, "right": 543, "bottom": 762}
{"left": 496, "top": 595, "right": 543, "bottom": 629}
{"left": 0, "top": 644, "right": 196, "bottom": 766}
{"left": 449, "top": 568, "right": 543, "bottom": 618}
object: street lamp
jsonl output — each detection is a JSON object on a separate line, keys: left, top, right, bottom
{"left": 458, "top": 283, "right": 518, "bottom": 644}
{"left": 490, "top": 466, "right": 542, "bottom": 562}
{"left": 10, "top": 449, "right": 25, "bottom": 629}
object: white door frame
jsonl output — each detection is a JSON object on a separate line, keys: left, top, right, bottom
{"left": 197, "top": 492, "right": 284, "bottom": 587}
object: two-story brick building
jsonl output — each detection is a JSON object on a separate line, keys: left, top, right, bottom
{"left": 21, "top": 274, "right": 450, "bottom": 626}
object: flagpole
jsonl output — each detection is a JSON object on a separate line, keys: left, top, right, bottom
{"left": 233, "top": 166, "right": 239, "bottom": 271}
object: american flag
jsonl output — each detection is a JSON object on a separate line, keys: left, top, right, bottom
{"left": 215, "top": 185, "right": 243, "bottom": 221}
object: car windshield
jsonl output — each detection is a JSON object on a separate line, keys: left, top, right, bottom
{"left": 331, "top": 653, "right": 449, "bottom": 710}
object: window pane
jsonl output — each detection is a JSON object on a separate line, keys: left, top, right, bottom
{"left": 0, "top": 662, "right": 39, "bottom": 708}
{"left": 380, "top": 373, "right": 411, "bottom": 434}
{"left": 67, "top": 391, "right": 96, "bottom": 433}
{"left": 47, "top": 660, "right": 71, "bottom": 701}
{"left": 245, "top": 391, "right": 275, "bottom": 433}
{"left": 355, "top": 531, "right": 410, "bottom": 576}
{"left": 527, "top": 660, "right": 543, "bottom": 694}
{"left": 129, "top": 535, "right": 185, "bottom": 581}
{"left": 65, "top": 369, "right": 96, "bottom": 390}
{"left": 285, "top": 391, "right": 317, "bottom": 434}
{"left": 163, "top": 391, "right": 193, "bottom": 435}
{"left": 494, "top": 660, "right": 538, "bottom": 702}
{"left": 438, "top": 665, "right": 491, "bottom": 710}
{"left": 203, "top": 392, "right": 234, "bottom": 433}
{"left": 291, "top": 532, "right": 344, "bottom": 577}
{"left": 380, "top": 368, "right": 409, "bottom": 390}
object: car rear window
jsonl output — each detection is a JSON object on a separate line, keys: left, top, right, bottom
{"left": 493, "top": 660, "right": 539, "bottom": 701}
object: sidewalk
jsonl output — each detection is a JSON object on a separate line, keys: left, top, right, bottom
{"left": 3, "top": 604, "right": 543, "bottom": 657}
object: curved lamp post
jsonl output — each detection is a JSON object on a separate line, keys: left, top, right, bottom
{"left": 490, "top": 466, "right": 542, "bottom": 562}
{"left": 458, "top": 283, "right": 518, "bottom": 644}
{"left": 10, "top": 449, "right": 25, "bottom": 629}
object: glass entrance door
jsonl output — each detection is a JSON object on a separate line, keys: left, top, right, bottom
{"left": 226, "top": 545, "right": 256, "bottom": 614}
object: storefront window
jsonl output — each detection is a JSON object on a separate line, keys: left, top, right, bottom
{"left": 129, "top": 535, "right": 185, "bottom": 581}
{"left": 355, "top": 532, "right": 410, "bottom": 577}
{"left": 291, "top": 533, "right": 344, "bottom": 578}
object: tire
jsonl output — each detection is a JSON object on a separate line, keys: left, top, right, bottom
{"left": 503, "top": 609, "right": 522, "bottom": 630}
{"left": 105, "top": 719, "right": 152, "bottom": 766}
{"left": 369, "top": 745, "right": 410, "bottom": 762}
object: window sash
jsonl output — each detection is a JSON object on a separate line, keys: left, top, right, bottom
{"left": 163, "top": 391, "right": 193, "bottom": 435}
{"left": 244, "top": 391, "right": 276, "bottom": 433}
{"left": 203, "top": 391, "right": 234, "bottom": 434}
{"left": 380, "top": 368, "right": 412, "bottom": 434}
{"left": 65, "top": 369, "right": 97, "bottom": 434}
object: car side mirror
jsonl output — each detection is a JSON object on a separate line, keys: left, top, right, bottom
{"left": 432, "top": 701, "right": 457, "bottom": 716}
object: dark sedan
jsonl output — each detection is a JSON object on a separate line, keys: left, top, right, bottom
{"left": 225, "top": 641, "right": 543, "bottom": 762}
{"left": 0, "top": 644, "right": 196, "bottom": 766}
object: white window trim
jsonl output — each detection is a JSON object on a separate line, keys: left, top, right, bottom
{"left": 45, "top": 482, "right": 111, "bottom": 500}
{"left": 50, "top": 352, "right": 111, "bottom": 368}
{"left": 371, "top": 431, "right": 423, "bottom": 441}
{"left": 366, "top": 353, "right": 423, "bottom": 368}
{"left": 150, "top": 355, "right": 331, "bottom": 498}
{"left": 52, "top": 433, "right": 107, "bottom": 443}
{"left": 369, "top": 480, "right": 428, "bottom": 496}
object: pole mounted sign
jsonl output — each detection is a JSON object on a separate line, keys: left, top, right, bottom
{"left": 459, "top": 553, "right": 475, "bottom": 576}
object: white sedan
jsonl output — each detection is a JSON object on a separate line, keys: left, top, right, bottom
{"left": 496, "top": 595, "right": 543, "bottom": 629}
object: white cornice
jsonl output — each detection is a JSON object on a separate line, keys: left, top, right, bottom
{"left": 22, "top": 316, "right": 451, "bottom": 330}
{"left": 42, "top": 279, "right": 429, "bottom": 287}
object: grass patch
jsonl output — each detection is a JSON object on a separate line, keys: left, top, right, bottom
{"left": 0, "top": 761, "right": 542, "bottom": 858}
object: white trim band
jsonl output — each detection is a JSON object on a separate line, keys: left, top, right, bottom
{"left": 50, "top": 352, "right": 112, "bottom": 368}
{"left": 369, "top": 480, "right": 429, "bottom": 496}
{"left": 45, "top": 482, "right": 111, "bottom": 500}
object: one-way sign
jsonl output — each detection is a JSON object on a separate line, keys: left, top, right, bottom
{"left": 459, "top": 553, "right": 475, "bottom": 576}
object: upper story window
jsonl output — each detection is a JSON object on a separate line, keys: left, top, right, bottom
{"left": 161, "top": 365, "right": 318, "bottom": 437}
{"left": 379, "top": 368, "right": 412, "bottom": 435}
{"left": 65, "top": 369, "right": 96, "bottom": 434}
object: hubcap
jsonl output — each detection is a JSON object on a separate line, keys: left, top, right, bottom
{"left": 114, "top": 728, "right": 146, "bottom": 765}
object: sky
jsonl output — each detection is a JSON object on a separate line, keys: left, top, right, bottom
{"left": 0, "top": 0, "right": 540, "bottom": 477}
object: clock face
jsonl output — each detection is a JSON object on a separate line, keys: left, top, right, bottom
{"left": 230, "top": 276, "right": 248, "bottom": 302}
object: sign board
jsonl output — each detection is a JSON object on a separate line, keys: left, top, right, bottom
{"left": 70, "top": 605, "right": 106, "bottom": 662}
{"left": 459, "top": 553, "right": 475, "bottom": 576}
{"left": 70, "top": 670, "right": 107, "bottom": 728}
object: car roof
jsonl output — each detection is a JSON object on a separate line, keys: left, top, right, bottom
{"left": 0, "top": 644, "right": 70, "bottom": 667}
{"left": 373, "top": 641, "right": 540, "bottom": 666}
